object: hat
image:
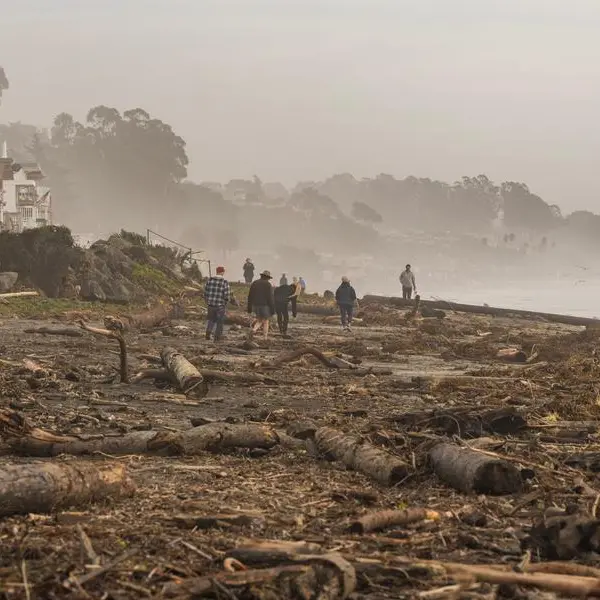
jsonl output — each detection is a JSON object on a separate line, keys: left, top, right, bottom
{"left": 260, "top": 270, "right": 272, "bottom": 279}
{"left": 216, "top": 266, "right": 225, "bottom": 274}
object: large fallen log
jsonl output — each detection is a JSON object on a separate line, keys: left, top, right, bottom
{"left": 161, "top": 346, "right": 204, "bottom": 394}
{"left": 314, "top": 427, "right": 409, "bottom": 486}
{"left": 391, "top": 406, "right": 527, "bottom": 437}
{"left": 0, "top": 461, "right": 134, "bottom": 516}
{"left": 429, "top": 442, "right": 523, "bottom": 495}
{"left": 296, "top": 303, "right": 338, "bottom": 316}
{"left": 362, "top": 294, "right": 599, "bottom": 327}
{"left": 0, "top": 411, "right": 279, "bottom": 456}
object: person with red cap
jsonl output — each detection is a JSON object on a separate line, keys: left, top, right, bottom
{"left": 204, "top": 265, "right": 232, "bottom": 342}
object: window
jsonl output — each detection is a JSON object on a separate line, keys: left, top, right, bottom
{"left": 21, "top": 207, "right": 33, "bottom": 219}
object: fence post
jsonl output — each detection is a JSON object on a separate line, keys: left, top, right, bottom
{"left": 146, "top": 229, "right": 150, "bottom": 245}
{"left": 208, "top": 260, "right": 212, "bottom": 277}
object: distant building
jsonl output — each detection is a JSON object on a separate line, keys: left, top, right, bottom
{"left": 0, "top": 143, "right": 52, "bottom": 232}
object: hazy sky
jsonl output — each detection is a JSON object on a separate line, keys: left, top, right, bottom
{"left": 1, "top": 0, "right": 599, "bottom": 212}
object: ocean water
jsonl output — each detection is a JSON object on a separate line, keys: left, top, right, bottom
{"left": 424, "top": 280, "right": 600, "bottom": 319}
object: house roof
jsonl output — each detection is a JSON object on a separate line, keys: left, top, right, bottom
{"left": 19, "top": 162, "right": 44, "bottom": 180}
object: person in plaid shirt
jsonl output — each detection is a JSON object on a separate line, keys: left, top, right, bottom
{"left": 204, "top": 266, "right": 231, "bottom": 341}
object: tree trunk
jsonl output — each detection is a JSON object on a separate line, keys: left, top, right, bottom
{"left": 362, "top": 294, "right": 599, "bottom": 327}
{"left": 180, "top": 422, "right": 280, "bottom": 453}
{"left": 1, "top": 412, "right": 279, "bottom": 457}
{"left": 429, "top": 442, "right": 523, "bottom": 495}
{"left": 161, "top": 346, "right": 204, "bottom": 393}
{"left": 0, "top": 461, "right": 134, "bottom": 517}
{"left": 314, "top": 427, "right": 409, "bottom": 486}
{"left": 390, "top": 406, "right": 527, "bottom": 437}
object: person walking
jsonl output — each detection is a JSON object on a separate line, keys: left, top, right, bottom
{"left": 289, "top": 277, "right": 301, "bottom": 318}
{"left": 399, "top": 264, "right": 416, "bottom": 300}
{"left": 247, "top": 270, "right": 275, "bottom": 340}
{"left": 273, "top": 281, "right": 294, "bottom": 334}
{"left": 299, "top": 276, "right": 306, "bottom": 295}
{"left": 243, "top": 258, "right": 255, "bottom": 284}
{"left": 279, "top": 273, "right": 288, "bottom": 286}
{"left": 204, "top": 266, "right": 231, "bottom": 342}
{"left": 335, "top": 276, "right": 358, "bottom": 331}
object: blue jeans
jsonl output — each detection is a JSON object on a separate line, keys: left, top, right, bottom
{"left": 339, "top": 303, "right": 353, "bottom": 327}
{"left": 206, "top": 305, "right": 226, "bottom": 340}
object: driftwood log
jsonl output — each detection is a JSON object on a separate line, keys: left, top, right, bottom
{"left": 387, "top": 555, "right": 600, "bottom": 598}
{"left": 0, "top": 291, "right": 39, "bottom": 299}
{"left": 163, "top": 552, "right": 355, "bottom": 599}
{"left": 429, "top": 443, "right": 523, "bottom": 495}
{"left": 23, "top": 327, "right": 83, "bottom": 337}
{"left": 348, "top": 508, "right": 441, "bottom": 534}
{"left": 362, "top": 294, "right": 600, "bottom": 327}
{"left": 225, "top": 312, "right": 254, "bottom": 327}
{"left": 314, "top": 427, "right": 409, "bottom": 486}
{"left": 257, "top": 347, "right": 355, "bottom": 370}
{"left": 132, "top": 367, "right": 272, "bottom": 387}
{"left": 161, "top": 347, "right": 204, "bottom": 394}
{"left": 124, "top": 303, "right": 171, "bottom": 330}
{"left": 79, "top": 320, "right": 128, "bottom": 383}
{"left": 0, "top": 461, "right": 134, "bottom": 516}
{"left": 391, "top": 406, "right": 527, "bottom": 437}
{"left": 0, "top": 411, "right": 279, "bottom": 457}
{"left": 524, "top": 511, "right": 600, "bottom": 559}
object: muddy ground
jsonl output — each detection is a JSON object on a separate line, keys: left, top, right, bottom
{"left": 1, "top": 305, "right": 600, "bottom": 599}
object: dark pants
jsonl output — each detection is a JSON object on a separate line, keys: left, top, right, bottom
{"left": 402, "top": 286, "right": 413, "bottom": 300}
{"left": 339, "top": 303, "right": 353, "bottom": 327}
{"left": 206, "top": 305, "right": 226, "bottom": 340}
{"left": 244, "top": 274, "right": 253, "bottom": 284}
{"left": 290, "top": 296, "right": 298, "bottom": 318}
{"left": 275, "top": 301, "right": 289, "bottom": 333}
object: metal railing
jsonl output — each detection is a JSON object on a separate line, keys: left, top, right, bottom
{"left": 146, "top": 229, "right": 211, "bottom": 277}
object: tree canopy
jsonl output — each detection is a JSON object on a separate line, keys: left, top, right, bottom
{"left": 0, "top": 67, "right": 8, "bottom": 104}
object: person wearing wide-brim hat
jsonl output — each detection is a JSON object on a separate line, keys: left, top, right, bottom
{"left": 247, "top": 270, "right": 275, "bottom": 340}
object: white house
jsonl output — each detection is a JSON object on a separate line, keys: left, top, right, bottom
{"left": 0, "top": 143, "right": 52, "bottom": 232}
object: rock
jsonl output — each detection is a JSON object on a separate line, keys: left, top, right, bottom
{"left": 0, "top": 272, "right": 18, "bottom": 293}
{"left": 80, "top": 279, "right": 106, "bottom": 302}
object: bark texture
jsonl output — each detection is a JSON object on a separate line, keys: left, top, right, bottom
{"left": 161, "top": 346, "right": 203, "bottom": 393}
{"left": 314, "top": 427, "right": 409, "bottom": 486}
{"left": 429, "top": 442, "right": 523, "bottom": 495}
{"left": 0, "top": 461, "right": 134, "bottom": 516}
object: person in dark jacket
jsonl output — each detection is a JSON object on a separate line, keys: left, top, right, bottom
{"left": 247, "top": 270, "right": 275, "bottom": 339}
{"left": 273, "top": 283, "right": 294, "bottom": 334}
{"left": 243, "top": 258, "right": 255, "bottom": 284}
{"left": 289, "top": 276, "right": 301, "bottom": 317}
{"left": 335, "top": 276, "right": 358, "bottom": 331}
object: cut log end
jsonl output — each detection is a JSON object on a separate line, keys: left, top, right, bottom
{"left": 474, "top": 460, "right": 524, "bottom": 495}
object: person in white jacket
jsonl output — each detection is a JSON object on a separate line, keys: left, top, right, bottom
{"left": 399, "top": 264, "right": 416, "bottom": 299}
